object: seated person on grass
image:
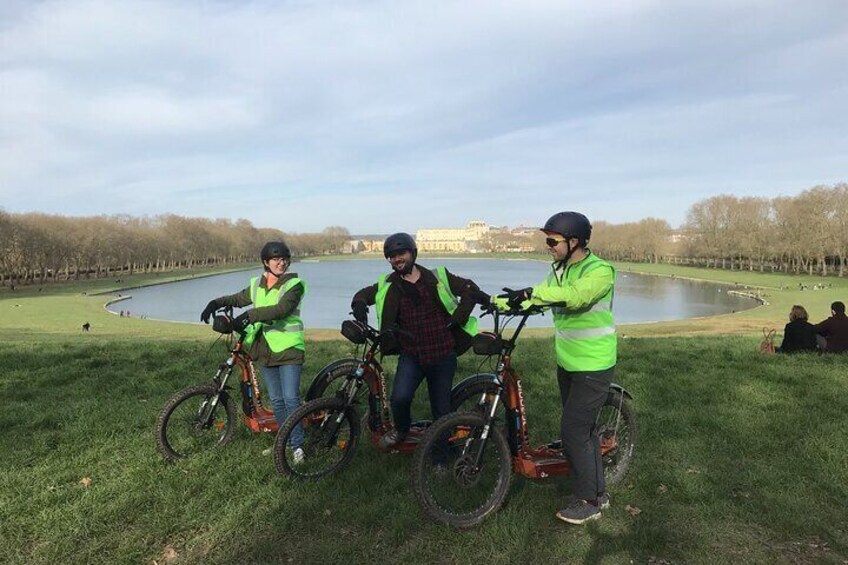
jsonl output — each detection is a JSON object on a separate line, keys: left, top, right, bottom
{"left": 815, "top": 301, "right": 848, "bottom": 354}
{"left": 776, "top": 305, "right": 818, "bottom": 354}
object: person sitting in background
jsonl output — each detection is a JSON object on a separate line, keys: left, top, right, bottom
{"left": 776, "top": 305, "right": 818, "bottom": 354}
{"left": 814, "top": 301, "right": 848, "bottom": 353}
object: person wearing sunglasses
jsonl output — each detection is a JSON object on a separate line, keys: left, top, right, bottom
{"left": 498, "top": 211, "right": 616, "bottom": 525}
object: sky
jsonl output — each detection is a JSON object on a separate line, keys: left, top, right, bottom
{"left": 1, "top": 0, "right": 847, "bottom": 234}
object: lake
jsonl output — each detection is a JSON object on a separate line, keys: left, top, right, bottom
{"left": 107, "top": 258, "right": 758, "bottom": 328}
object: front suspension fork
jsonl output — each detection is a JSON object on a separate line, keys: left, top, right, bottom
{"left": 463, "top": 393, "right": 501, "bottom": 470}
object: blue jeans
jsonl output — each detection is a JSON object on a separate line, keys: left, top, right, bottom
{"left": 259, "top": 364, "right": 304, "bottom": 448}
{"left": 391, "top": 353, "right": 457, "bottom": 433}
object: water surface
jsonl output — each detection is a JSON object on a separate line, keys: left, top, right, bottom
{"left": 108, "top": 259, "right": 757, "bottom": 328}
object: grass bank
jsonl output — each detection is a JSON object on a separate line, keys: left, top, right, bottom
{"left": 1, "top": 335, "right": 845, "bottom": 564}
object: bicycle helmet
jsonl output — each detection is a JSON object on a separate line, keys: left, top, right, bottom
{"left": 260, "top": 241, "right": 291, "bottom": 262}
{"left": 383, "top": 232, "right": 417, "bottom": 259}
{"left": 541, "top": 212, "right": 592, "bottom": 246}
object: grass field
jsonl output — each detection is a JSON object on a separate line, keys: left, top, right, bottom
{"left": 1, "top": 262, "right": 847, "bottom": 564}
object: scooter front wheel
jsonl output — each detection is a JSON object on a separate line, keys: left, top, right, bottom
{"left": 274, "top": 397, "right": 360, "bottom": 480}
{"left": 411, "top": 412, "right": 512, "bottom": 528}
{"left": 155, "top": 384, "right": 236, "bottom": 462}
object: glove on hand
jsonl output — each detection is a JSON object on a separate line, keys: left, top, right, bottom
{"left": 200, "top": 300, "right": 218, "bottom": 323}
{"left": 232, "top": 311, "right": 252, "bottom": 331}
{"left": 351, "top": 301, "right": 369, "bottom": 324}
{"left": 491, "top": 296, "right": 511, "bottom": 312}
{"left": 501, "top": 287, "right": 533, "bottom": 309}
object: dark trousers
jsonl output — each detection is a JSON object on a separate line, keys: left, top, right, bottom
{"left": 391, "top": 353, "right": 457, "bottom": 433}
{"left": 557, "top": 365, "right": 613, "bottom": 501}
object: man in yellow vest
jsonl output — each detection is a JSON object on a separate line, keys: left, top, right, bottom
{"left": 200, "top": 241, "right": 307, "bottom": 461}
{"left": 351, "top": 232, "right": 489, "bottom": 449}
{"left": 501, "top": 212, "right": 616, "bottom": 525}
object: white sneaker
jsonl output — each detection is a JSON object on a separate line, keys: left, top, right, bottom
{"left": 292, "top": 447, "right": 305, "bottom": 464}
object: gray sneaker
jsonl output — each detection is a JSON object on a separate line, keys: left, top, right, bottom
{"left": 556, "top": 498, "right": 603, "bottom": 525}
{"left": 378, "top": 429, "right": 406, "bottom": 449}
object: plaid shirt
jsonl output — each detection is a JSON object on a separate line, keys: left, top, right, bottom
{"left": 396, "top": 278, "right": 455, "bottom": 365}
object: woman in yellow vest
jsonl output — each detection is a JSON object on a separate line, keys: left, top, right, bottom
{"left": 200, "top": 241, "right": 307, "bottom": 461}
{"left": 499, "top": 212, "right": 616, "bottom": 525}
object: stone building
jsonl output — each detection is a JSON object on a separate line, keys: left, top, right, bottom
{"left": 416, "top": 220, "right": 491, "bottom": 253}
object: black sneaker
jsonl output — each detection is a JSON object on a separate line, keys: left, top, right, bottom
{"left": 561, "top": 492, "right": 610, "bottom": 510}
{"left": 378, "top": 429, "right": 406, "bottom": 449}
{"left": 556, "top": 499, "right": 602, "bottom": 525}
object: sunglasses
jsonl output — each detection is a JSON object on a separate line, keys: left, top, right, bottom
{"left": 545, "top": 237, "right": 567, "bottom": 247}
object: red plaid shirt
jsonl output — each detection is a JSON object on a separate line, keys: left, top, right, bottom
{"left": 396, "top": 278, "right": 455, "bottom": 364}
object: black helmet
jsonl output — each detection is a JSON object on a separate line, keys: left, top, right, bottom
{"left": 260, "top": 241, "right": 291, "bottom": 262}
{"left": 383, "top": 232, "right": 417, "bottom": 258}
{"left": 541, "top": 212, "right": 592, "bottom": 245}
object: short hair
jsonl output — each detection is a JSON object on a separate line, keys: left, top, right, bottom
{"left": 832, "top": 301, "right": 846, "bottom": 315}
{"left": 789, "top": 305, "right": 808, "bottom": 322}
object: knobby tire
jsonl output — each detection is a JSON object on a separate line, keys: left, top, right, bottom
{"left": 599, "top": 390, "right": 637, "bottom": 485}
{"left": 274, "top": 397, "right": 360, "bottom": 480}
{"left": 411, "top": 411, "right": 512, "bottom": 529}
{"left": 155, "top": 384, "right": 236, "bottom": 462}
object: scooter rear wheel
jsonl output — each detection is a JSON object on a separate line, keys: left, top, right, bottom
{"left": 597, "top": 390, "right": 637, "bottom": 485}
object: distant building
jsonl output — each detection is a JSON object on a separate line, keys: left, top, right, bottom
{"left": 416, "top": 221, "right": 491, "bottom": 253}
{"left": 361, "top": 239, "right": 384, "bottom": 253}
{"left": 341, "top": 240, "right": 365, "bottom": 254}
{"left": 510, "top": 225, "right": 539, "bottom": 237}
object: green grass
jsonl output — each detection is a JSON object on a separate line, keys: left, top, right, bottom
{"left": 0, "top": 264, "right": 255, "bottom": 342}
{"left": 2, "top": 263, "right": 847, "bottom": 563}
{"left": 1, "top": 335, "right": 846, "bottom": 564}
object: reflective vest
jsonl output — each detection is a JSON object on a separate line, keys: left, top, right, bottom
{"left": 374, "top": 267, "right": 478, "bottom": 336}
{"left": 243, "top": 276, "right": 307, "bottom": 353}
{"left": 544, "top": 254, "right": 616, "bottom": 371}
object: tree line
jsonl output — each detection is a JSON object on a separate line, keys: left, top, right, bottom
{"left": 591, "top": 183, "right": 847, "bottom": 277}
{"left": 0, "top": 212, "right": 350, "bottom": 286}
{"left": 488, "top": 183, "right": 845, "bottom": 277}
{"left": 2, "top": 182, "right": 844, "bottom": 287}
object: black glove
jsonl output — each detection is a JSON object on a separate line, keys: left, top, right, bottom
{"left": 473, "top": 289, "right": 492, "bottom": 305}
{"left": 351, "top": 301, "right": 368, "bottom": 324}
{"left": 501, "top": 287, "right": 532, "bottom": 309}
{"left": 200, "top": 300, "right": 218, "bottom": 323}
{"left": 232, "top": 311, "right": 252, "bottom": 331}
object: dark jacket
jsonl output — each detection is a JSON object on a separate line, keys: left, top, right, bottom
{"left": 815, "top": 313, "right": 848, "bottom": 353}
{"left": 777, "top": 319, "right": 819, "bottom": 354}
{"left": 351, "top": 266, "right": 487, "bottom": 356}
{"left": 213, "top": 272, "right": 305, "bottom": 366}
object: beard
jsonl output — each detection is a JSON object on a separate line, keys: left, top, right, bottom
{"left": 393, "top": 260, "right": 415, "bottom": 276}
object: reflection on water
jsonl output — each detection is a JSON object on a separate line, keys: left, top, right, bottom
{"left": 108, "top": 258, "right": 758, "bottom": 328}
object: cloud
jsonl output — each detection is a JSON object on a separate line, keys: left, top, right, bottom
{"left": 1, "top": 0, "right": 846, "bottom": 231}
